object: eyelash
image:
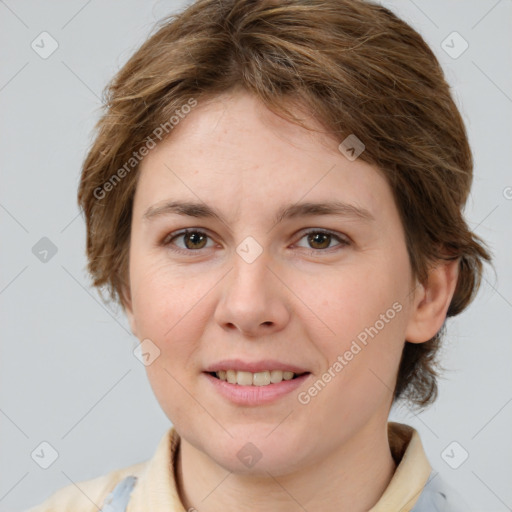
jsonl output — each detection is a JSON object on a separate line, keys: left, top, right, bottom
{"left": 160, "top": 228, "right": 350, "bottom": 256}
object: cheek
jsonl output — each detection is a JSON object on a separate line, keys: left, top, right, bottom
{"left": 129, "top": 261, "right": 200, "bottom": 382}
{"left": 310, "top": 262, "right": 407, "bottom": 345}
{"left": 129, "top": 260, "right": 209, "bottom": 421}
{"left": 131, "top": 256, "right": 199, "bottom": 334}
{"left": 305, "top": 260, "right": 408, "bottom": 398}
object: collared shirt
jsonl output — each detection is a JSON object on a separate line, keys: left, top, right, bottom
{"left": 26, "top": 422, "right": 468, "bottom": 512}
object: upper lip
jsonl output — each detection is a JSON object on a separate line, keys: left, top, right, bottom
{"left": 204, "top": 359, "right": 310, "bottom": 374}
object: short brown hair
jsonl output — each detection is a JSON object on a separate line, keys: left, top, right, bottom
{"left": 78, "top": 0, "right": 491, "bottom": 408}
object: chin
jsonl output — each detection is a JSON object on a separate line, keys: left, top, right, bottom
{"left": 203, "top": 426, "right": 309, "bottom": 476}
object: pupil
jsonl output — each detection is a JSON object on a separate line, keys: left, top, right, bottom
{"left": 309, "top": 232, "right": 330, "bottom": 249}
{"left": 186, "top": 232, "right": 206, "bottom": 249}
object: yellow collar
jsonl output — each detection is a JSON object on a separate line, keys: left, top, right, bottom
{"left": 128, "top": 422, "right": 431, "bottom": 512}
{"left": 369, "top": 422, "right": 432, "bottom": 511}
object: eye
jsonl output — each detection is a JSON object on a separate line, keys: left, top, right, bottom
{"left": 161, "top": 228, "right": 350, "bottom": 255}
{"left": 295, "top": 229, "right": 350, "bottom": 252}
{"left": 162, "top": 229, "right": 215, "bottom": 253}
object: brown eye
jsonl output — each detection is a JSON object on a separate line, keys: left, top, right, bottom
{"left": 296, "top": 229, "right": 350, "bottom": 252}
{"left": 307, "top": 232, "right": 332, "bottom": 250}
{"left": 163, "top": 229, "right": 213, "bottom": 252}
{"left": 182, "top": 231, "right": 208, "bottom": 249}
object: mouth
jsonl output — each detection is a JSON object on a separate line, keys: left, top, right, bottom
{"left": 207, "top": 369, "right": 310, "bottom": 386}
{"left": 202, "top": 359, "right": 311, "bottom": 405}
{"left": 203, "top": 361, "right": 312, "bottom": 406}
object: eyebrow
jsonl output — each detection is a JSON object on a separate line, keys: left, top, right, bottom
{"left": 143, "top": 199, "right": 374, "bottom": 225}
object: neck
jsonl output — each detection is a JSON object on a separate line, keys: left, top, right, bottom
{"left": 174, "top": 421, "right": 397, "bottom": 512}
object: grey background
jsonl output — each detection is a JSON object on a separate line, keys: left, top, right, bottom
{"left": 1, "top": 1, "right": 511, "bottom": 510}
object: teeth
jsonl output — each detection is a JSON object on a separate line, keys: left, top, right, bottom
{"left": 226, "top": 369, "right": 237, "bottom": 384}
{"left": 214, "top": 369, "right": 300, "bottom": 386}
{"left": 253, "top": 371, "right": 271, "bottom": 386}
{"left": 237, "top": 371, "right": 253, "bottom": 386}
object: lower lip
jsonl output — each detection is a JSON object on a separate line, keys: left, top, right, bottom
{"left": 203, "top": 372, "right": 310, "bottom": 406}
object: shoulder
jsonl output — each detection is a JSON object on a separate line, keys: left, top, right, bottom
{"left": 413, "top": 472, "right": 472, "bottom": 512}
{"left": 24, "top": 461, "right": 147, "bottom": 512}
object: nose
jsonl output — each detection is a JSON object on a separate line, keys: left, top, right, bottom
{"left": 213, "top": 250, "right": 291, "bottom": 338}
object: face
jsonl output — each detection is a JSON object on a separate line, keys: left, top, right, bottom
{"left": 126, "top": 90, "right": 419, "bottom": 476}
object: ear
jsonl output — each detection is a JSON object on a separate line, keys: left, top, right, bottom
{"left": 405, "top": 259, "right": 460, "bottom": 344}
{"left": 120, "top": 281, "right": 138, "bottom": 338}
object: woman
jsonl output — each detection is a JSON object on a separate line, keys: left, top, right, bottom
{"left": 28, "top": 0, "right": 491, "bottom": 510}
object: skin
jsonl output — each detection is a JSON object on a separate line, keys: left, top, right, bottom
{"left": 124, "top": 89, "right": 459, "bottom": 512}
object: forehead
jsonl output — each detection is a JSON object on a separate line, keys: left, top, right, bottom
{"left": 134, "top": 91, "right": 394, "bottom": 224}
